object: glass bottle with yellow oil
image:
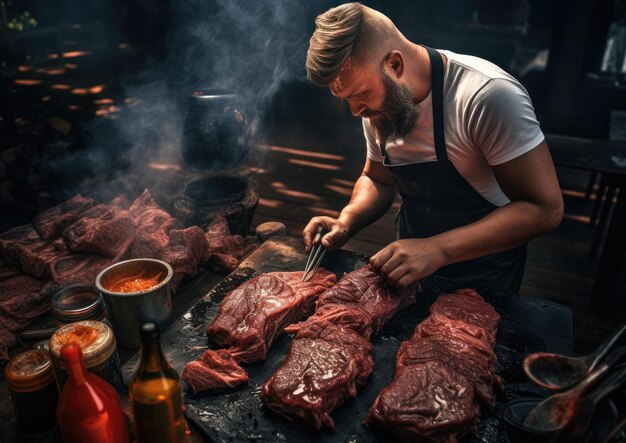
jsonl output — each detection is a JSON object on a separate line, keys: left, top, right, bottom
{"left": 129, "top": 322, "right": 188, "bottom": 443}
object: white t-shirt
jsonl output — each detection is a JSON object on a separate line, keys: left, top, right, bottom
{"left": 364, "top": 49, "right": 545, "bottom": 207}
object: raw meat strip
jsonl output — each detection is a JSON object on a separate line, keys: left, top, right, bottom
{"left": 182, "top": 349, "right": 249, "bottom": 394}
{"left": 206, "top": 269, "right": 336, "bottom": 363}
{"left": 261, "top": 320, "right": 374, "bottom": 430}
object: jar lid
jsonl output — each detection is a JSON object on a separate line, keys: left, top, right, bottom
{"left": 4, "top": 349, "right": 54, "bottom": 392}
{"left": 51, "top": 284, "right": 102, "bottom": 320}
{"left": 49, "top": 320, "right": 116, "bottom": 369}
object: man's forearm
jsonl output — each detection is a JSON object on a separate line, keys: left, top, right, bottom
{"left": 436, "top": 199, "right": 562, "bottom": 266}
{"left": 338, "top": 174, "right": 397, "bottom": 235}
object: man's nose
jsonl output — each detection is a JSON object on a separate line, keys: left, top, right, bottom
{"left": 347, "top": 100, "right": 365, "bottom": 117}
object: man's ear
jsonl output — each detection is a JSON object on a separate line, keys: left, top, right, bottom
{"left": 385, "top": 51, "right": 404, "bottom": 79}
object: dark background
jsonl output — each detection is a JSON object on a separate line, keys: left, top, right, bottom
{"left": 0, "top": 0, "right": 625, "bottom": 217}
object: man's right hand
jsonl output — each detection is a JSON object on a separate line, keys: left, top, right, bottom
{"left": 302, "top": 216, "right": 351, "bottom": 253}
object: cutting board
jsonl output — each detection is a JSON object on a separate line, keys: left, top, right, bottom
{"left": 122, "top": 236, "right": 573, "bottom": 442}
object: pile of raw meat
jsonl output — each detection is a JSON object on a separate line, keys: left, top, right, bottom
{"left": 365, "top": 288, "right": 500, "bottom": 442}
{"left": 262, "top": 265, "right": 418, "bottom": 430}
{"left": 182, "top": 269, "right": 337, "bottom": 393}
{"left": 0, "top": 190, "right": 247, "bottom": 360}
{"left": 181, "top": 262, "right": 500, "bottom": 440}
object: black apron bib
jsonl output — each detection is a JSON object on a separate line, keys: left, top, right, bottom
{"left": 380, "top": 46, "right": 526, "bottom": 292}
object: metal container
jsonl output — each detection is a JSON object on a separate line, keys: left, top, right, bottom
{"left": 96, "top": 258, "right": 173, "bottom": 349}
{"left": 51, "top": 284, "right": 110, "bottom": 326}
{"left": 49, "top": 320, "right": 124, "bottom": 395}
{"left": 171, "top": 173, "right": 259, "bottom": 235}
{"left": 181, "top": 88, "right": 249, "bottom": 170}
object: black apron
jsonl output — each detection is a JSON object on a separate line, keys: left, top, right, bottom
{"left": 380, "top": 46, "right": 527, "bottom": 292}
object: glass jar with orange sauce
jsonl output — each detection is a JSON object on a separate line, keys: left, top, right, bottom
{"left": 49, "top": 320, "right": 124, "bottom": 395}
{"left": 5, "top": 349, "right": 59, "bottom": 436}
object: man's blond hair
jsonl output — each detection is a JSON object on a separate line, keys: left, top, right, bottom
{"left": 306, "top": 3, "right": 397, "bottom": 87}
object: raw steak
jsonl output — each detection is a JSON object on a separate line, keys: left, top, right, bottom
{"left": 0, "top": 224, "right": 40, "bottom": 268}
{"left": 0, "top": 273, "right": 46, "bottom": 303}
{"left": 12, "top": 238, "right": 66, "bottom": 278}
{"left": 49, "top": 254, "right": 113, "bottom": 287}
{"left": 130, "top": 190, "right": 180, "bottom": 258}
{"left": 397, "top": 336, "right": 498, "bottom": 409}
{"left": 203, "top": 216, "right": 244, "bottom": 273}
{"left": 315, "top": 265, "right": 418, "bottom": 335}
{"left": 412, "top": 312, "right": 498, "bottom": 359}
{"left": 182, "top": 349, "right": 249, "bottom": 394}
{"left": 365, "top": 289, "right": 500, "bottom": 441}
{"left": 0, "top": 273, "right": 48, "bottom": 331}
{"left": 261, "top": 320, "right": 374, "bottom": 430}
{"left": 33, "top": 194, "right": 96, "bottom": 239}
{"left": 429, "top": 289, "right": 499, "bottom": 338}
{"left": 284, "top": 303, "right": 373, "bottom": 339}
{"left": 263, "top": 265, "right": 419, "bottom": 429}
{"left": 365, "top": 360, "right": 480, "bottom": 441}
{"left": 129, "top": 189, "right": 176, "bottom": 227}
{"left": 63, "top": 204, "right": 135, "bottom": 258}
{"left": 161, "top": 226, "right": 208, "bottom": 292}
{"left": 206, "top": 269, "right": 336, "bottom": 363}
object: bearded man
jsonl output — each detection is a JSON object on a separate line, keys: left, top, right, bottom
{"left": 302, "top": 3, "right": 564, "bottom": 291}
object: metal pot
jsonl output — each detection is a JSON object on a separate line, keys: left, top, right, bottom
{"left": 181, "top": 88, "right": 249, "bottom": 170}
{"left": 171, "top": 173, "right": 259, "bottom": 235}
{"left": 95, "top": 258, "right": 173, "bottom": 349}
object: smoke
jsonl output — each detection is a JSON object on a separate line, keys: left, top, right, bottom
{"left": 169, "top": 0, "right": 310, "bottom": 110}
{"left": 52, "top": 0, "right": 319, "bottom": 200}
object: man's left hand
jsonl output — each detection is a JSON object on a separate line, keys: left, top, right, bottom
{"left": 370, "top": 238, "right": 447, "bottom": 288}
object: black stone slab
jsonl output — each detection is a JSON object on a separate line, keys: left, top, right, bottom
{"left": 122, "top": 236, "right": 573, "bottom": 443}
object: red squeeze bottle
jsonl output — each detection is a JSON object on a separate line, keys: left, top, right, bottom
{"left": 56, "top": 342, "right": 129, "bottom": 443}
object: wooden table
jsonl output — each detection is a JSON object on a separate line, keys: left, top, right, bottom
{"left": 546, "top": 133, "right": 626, "bottom": 311}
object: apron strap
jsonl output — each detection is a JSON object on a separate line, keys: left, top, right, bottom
{"left": 423, "top": 46, "right": 448, "bottom": 162}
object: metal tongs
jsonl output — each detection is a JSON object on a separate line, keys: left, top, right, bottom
{"left": 301, "top": 226, "right": 327, "bottom": 282}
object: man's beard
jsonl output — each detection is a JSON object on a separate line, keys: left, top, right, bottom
{"left": 374, "top": 73, "right": 419, "bottom": 145}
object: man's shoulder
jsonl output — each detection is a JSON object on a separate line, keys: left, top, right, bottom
{"left": 443, "top": 51, "right": 529, "bottom": 112}
{"left": 443, "top": 50, "right": 513, "bottom": 82}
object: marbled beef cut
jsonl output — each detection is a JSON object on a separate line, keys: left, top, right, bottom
{"left": 11, "top": 239, "right": 68, "bottom": 278}
{"left": 33, "top": 194, "right": 96, "bottom": 239}
{"left": 129, "top": 189, "right": 181, "bottom": 258}
{"left": 206, "top": 269, "right": 336, "bottom": 363}
{"left": 261, "top": 320, "right": 374, "bottom": 430}
{"left": 203, "top": 216, "right": 244, "bottom": 273}
{"left": 314, "top": 265, "right": 417, "bottom": 335}
{"left": 366, "top": 360, "right": 480, "bottom": 442}
{"left": 63, "top": 204, "right": 135, "bottom": 258}
{"left": 182, "top": 349, "right": 249, "bottom": 394}
{"left": 365, "top": 289, "right": 500, "bottom": 442}
{"left": 49, "top": 254, "right": 113, "bottom": 287}
{"left": 284, "top": 303, "right": 373, "bottom": 338}
{"left": 161, "top": 226, "right": 207, "bottom": 292}
{"left": 0, "top": 273, "right": 47, "bottom": 331}
{"left": 263, "top": 265, "right": 418, "bottom": 430}
{"left": 0, "top": 225, "right": 66, "bottom": 278}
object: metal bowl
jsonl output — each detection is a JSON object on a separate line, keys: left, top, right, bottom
{"left": 95, "top": 258, "right": 173, "bottom": 349}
